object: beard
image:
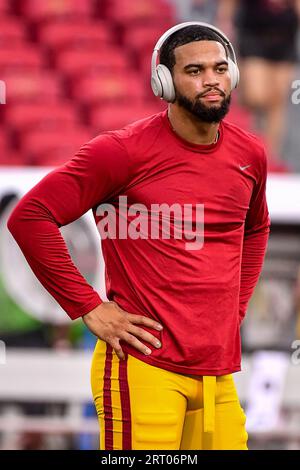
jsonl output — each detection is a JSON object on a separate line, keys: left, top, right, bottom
{"left": 175, "top": 88, "right": 231, "bottom": 123}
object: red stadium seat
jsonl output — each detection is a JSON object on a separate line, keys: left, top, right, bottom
{"left": 123, "top": 24, "right": 171, "bottom": 75}
{"left": 21, "top": 0, "right": 92, "bottom": 22}
{"left": 0, "top": 16, "right": 27, "bottom": 46}
{"left": 123, "top": 24, "right": 170, "bottom": 56}
{"left": 90, "top": 102, "right": 166, "bottom": 132}
{"left": 56, "top": 47, "right": 130, "bottom": 77}
{"left": 4, "top": 71, "right": 63, "bottom": 103}
{"left": 0, "top": 129, "right": 25, "bottom": 166}
{"left": 0, "top": 151, "right": 27, "bottom": 166}
{"left": 72, "top": 73, "right": 146, "bottom": 105}
{"left": 0, "top": 129, "right": 9, "bottom": 153}
{"left": 20, "top": 127, "right": 92, "bottom": 166}
{"left": 0, "top": 45, "right": 43, "bottom": 72}
{"left": 0, "top": 0, "right": 10, "bottom": 14}
{"left": 39, "top": 20, "right": 115, "bottom": 52}
{"left": 106, "top": 0, "right": 175, "bottom": 26}
{"left": 5, "top": 101, "right": 80, "bottom": 132}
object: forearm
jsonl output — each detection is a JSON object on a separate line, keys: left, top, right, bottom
{"left": 7, "top": 199, "right": 102, "bottom": 320}
{"left": 239, "top": 226, "right": 270, "bottom": 324}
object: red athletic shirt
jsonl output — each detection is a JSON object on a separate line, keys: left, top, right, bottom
{"left": 7, "top": 110, "right": 270, "bottom": 376}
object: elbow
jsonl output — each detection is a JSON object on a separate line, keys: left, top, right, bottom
{"left": 7, "top": 196, "right": 58, "bottom": 244}
{"left": 245, "top": 216, "right": 271, "bottom": 237}
{"left": 7, "top": 197, "right": 30, "bottom": 242}
{"left": 7, "top": 204, "right": 22, "bottom": 240}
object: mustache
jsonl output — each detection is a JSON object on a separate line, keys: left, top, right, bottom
{"left": 197, "top": 88, "right": 226, "bottom": 98}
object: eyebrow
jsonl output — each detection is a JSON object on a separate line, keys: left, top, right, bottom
{"left": 183, "top": 60, "right": 228, "bottom": 70}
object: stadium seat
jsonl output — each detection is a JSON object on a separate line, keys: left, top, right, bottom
{"left": 0, "top": 129, "right": 8, "bottom": 153}
{"left": 39, "top": 20, "right": 114, "bottom": 53}
{"left": 106, "top": 0, "right": 175, "bottom": 26}
{"left": 4, "top": 71, "right": 63, "bottom": 103}
{"left": 20, "top": 127, "right": 92, "bottom": 166}
{"left": 0, "top": 150, "right": 26, "bottom": 166}
{"left": 0, "top": 0, "right": 10, "bottom": 14}
{"left": 0, "top": 45, "right": 43, "bottom": 72}
{"left": 90, "top": 102, "right": 166, "bottom": 132}
{"left": 56, "top": 47, "right": 130, "bottom": 77}
{"left": 123, "top": 24, "right": 171, "bottom": 74}
{"left": 21, "top": 0, "right": 93, "bottom": 22}
{"left": 72, "top": 73, "right": 146, "bottom": 105}
{"left": 123, "top": 24, "right": 171, "bottom": 56}
{"left": 5, "top": 101, "right": 80, "bottom": 132}
{"left": 0, "top": 129, "right": 25, "bottom": 165}
{"left": 0, "top": 16, "right": 27, "bottom": 46}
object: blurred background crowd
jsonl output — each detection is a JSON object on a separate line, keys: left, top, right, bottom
{"left": 0, "top": 0, "right": 300, "bottom": 450}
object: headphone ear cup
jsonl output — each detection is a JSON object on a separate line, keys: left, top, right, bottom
{"left": 228, "top": 57, "right": 240, "bottom": 90}
{"left": 151, "top": 74, "right": 163, "bottom": 98}
{"left": 156, "top": 64, "right": 175, "bottom": 102}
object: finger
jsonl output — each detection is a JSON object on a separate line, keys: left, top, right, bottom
{"left": 110, "top": 339, "right": 125, "bottom": 361}
{"left": 128, "top": 325, "right": 161, "bottom": 349}
{"left": 127, "top": 314, "right": 163, "bottom": 331}
{"left": 122, "top": 333, "right": 152, "bottom": 356}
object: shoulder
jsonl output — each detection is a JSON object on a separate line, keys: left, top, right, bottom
{"left": 71, "top": 112, "right": 164, "bottom": 183}
{"left": 85, "top": 111, "right": 165, "bottom": 155}
{"left": 222, "top": 119, "right": 267, "bottom": 168}
{"left": 70, "top": 130, "right": 131, "bottom": 186}
{"left": 104, "top": 111, "right": 166, "bottom": 152}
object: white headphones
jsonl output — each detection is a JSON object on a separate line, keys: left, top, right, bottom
{"left": 151, "top": 21, "right": 240, "bottom": 103}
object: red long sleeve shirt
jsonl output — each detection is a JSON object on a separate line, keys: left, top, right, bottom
{"left": 7, "top": 110, "right": 270, "bottom": 376}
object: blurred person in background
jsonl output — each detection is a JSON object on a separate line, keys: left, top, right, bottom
{"left": 295, "top": 266, "right": 300, "bottom": 338}
{"left": 216, "top": 0, "right": 300, "bottom": 167}
{"left": 171, "top": 0, "right": 218, "bottom": 23}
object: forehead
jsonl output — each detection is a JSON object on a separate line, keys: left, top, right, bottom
{"left": 174, "top": 40, "right": 227, "bottom": 66}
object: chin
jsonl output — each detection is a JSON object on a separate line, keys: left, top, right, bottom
{"left": 198, "top": 99, "right": 223, "bottom": 108}
{"left": 202, "top": 103, "right": 223, "bottom": 111}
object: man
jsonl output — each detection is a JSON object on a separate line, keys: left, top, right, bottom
{"left": 7, "top": 23, "right": 270, "bottom": 450}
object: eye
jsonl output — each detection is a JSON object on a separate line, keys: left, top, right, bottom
{"left": 189, "top": 69, "right": 200, "bottom": 75}
{"left": 217, "top": 66, "right": 228, "bottom": 73}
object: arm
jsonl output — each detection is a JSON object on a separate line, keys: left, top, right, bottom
{"left": 7, "top": 134, "right": 129, "bottom": 320}
{"left": 7, "top": 134, "right": 163, "bottom": 359}
{"left": 239, "top": 148, "right": 271, "bottom": 325}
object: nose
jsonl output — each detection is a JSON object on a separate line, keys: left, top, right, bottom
{"left": 202, "top": 69, "right": 220, "bottom": 88}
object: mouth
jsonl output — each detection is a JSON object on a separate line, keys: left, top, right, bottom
{"left": 201, "top": 92, "right": 223, "bottom": 102}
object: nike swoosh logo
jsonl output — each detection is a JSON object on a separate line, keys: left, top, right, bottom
{"left": 239, "top": 164, "right": 252, "bottom": 171}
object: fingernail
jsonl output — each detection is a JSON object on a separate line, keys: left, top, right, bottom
{"left": 155, "top": 341, "right": 161, "bottom": 348}
{"left": 145, "top": 348, "right": 151, "bottom": 355}
{"left": 156, "top": 324, "right": 163, "bottom": 330}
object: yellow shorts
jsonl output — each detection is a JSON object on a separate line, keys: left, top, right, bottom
{"left": 91, "top": 339, "right": 248, "bottom": 450}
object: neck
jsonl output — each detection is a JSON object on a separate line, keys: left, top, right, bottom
{"left": 168, "top": 103, "right": 220, "bottom": 145}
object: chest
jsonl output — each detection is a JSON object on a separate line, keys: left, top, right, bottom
{"left": 123, "top": 154, "right": 255, "bottom": 222}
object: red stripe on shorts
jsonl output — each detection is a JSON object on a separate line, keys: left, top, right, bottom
{"left": 119, "top": 352, "right": 132, "bottom": 450}
{"left": 103, "top": 344, "right": 113, "bottom": 450}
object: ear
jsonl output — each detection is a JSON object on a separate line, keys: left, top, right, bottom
{"left": 156, "top": 64, "right": 176, "bottom": 103}
{"left": 228, "top": 57, "right": 239, "bottom": 90}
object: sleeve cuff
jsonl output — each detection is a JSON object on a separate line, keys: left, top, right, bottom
{"left": 67, "top": 294, "right": 103, "bottom": 320}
